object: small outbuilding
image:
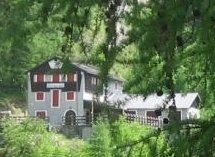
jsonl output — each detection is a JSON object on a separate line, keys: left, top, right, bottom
{"left": 108, "top": 93, "right": 201, "bottom": 121}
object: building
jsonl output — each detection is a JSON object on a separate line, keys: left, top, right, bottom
{"left": 108, "top": 93, "right": 201, "bottom": 121}
{"left": 27, "top": 57, "right": 123, "bottom": 126}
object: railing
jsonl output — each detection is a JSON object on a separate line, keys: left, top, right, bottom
{"left": 62, "top": 114, "right": 108, "bottom": 126}
{"left": 125, "top": 113, "right": 163, "bottom": 128}
{"left": 0, "top": 114, "right": 106, "bottom": 126}
{"left": 61, "top": 114, "right": 163, "bottom": 127}
{"left": 62, "top": 116, "right": 89, "bottom": 126}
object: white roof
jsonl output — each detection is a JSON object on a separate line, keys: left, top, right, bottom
{"left": 108, "top": 93, "right": 200, "bottom": 110}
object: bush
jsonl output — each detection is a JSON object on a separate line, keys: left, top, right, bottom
{"left": 85, "top": 117, "right": 170, "bottom": 157}
{"left": 86, "top": 120, "right": 112, "bottom": 157}
{"left": 111, "top": 118, "right": 157, "bottom": 157}
{"left": 1, "top": 117, "right": 171, "bottom": 157}
{"left": 2, "top": 118, "right": 70, "bottom": 157}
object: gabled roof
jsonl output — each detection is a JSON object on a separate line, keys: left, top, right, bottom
{"left": 72, "top": 63, "right": 99, "bottom": 75}
{"left": 108, "top": 93, "right": 200, "bottom": 109}
{"left": 28, "top": 57, "right": 123, "bottom": 81}
{"left": 28, "top": 57, "right": 60, "bottom": 73}
{"left": 72, "top": 62, "right": 123, "bottom": 81}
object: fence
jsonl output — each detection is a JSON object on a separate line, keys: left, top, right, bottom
{"left": 61, "top": 114, "right": 163, "bottom": 127}
{"left": 125, "top": 113, "right": 163, "bottom": 128}
{"left": 0, "top": 114, "right": 107, "bottom": 126}
{"left": 0, "top": 114, "right": 162, "bottom": 128}
{"left": 0, "top": 116, "right": 49, "bottom": 124}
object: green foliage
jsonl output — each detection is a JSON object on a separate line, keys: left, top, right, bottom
{"left": 1, "top": 0, "right": 215, "bottom": 110}
{"left": 85, "top": 117, "right": 170, "bottom": 157}
{"left": 67, "top": 138, "right": 88, "bottom": 157}
{"left": 161, "top": 119, "right": 215, "bottom": 157}
{"left": 2, "top": 0, "right": 215, "bottom": 156}
{"left": 2, "top": 118, "right": 71, "bottom": 157}
{"left": 1, "top": 118, "right": 171, "bottom": 157}
{"left": 0, "top": 0, "right": 62, "bottom": 96}
{"left": 87, "top": 120, "right": 112, "bottom": 157}
{"left": 3, "top": 117, "right": 215, "bottom": 157}
{"left": 105, "top": 118, "right": 215, "bottom": 157}
{"left": 122, "top": 0, "right": 215, "bottom": 111}
{"left": 112, "top": 118, "right": 170, "bottom": 157}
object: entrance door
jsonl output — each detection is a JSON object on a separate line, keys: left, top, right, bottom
{"left": 65, "top": 110, "right": 76, "bottom": 125}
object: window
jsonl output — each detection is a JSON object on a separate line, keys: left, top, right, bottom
{"left": 52, "top": 90, "right": 60, "bottom": 107}
{"left": 46, "top": 75, "right": 52, "bottom": 82}
{"left": 115, "top": 82, "right": 118, "bottom": 89}
{"left": 34, "top": 74, "right": 44, "bottom": 82}
{"left": 91, "top": 77, "right": 97, "bottom": 85}
{"left": 174, "top": 111, "right": 181, "bottom": 121}
{"left": 146, "top": 111, "right": 158, "bottom": 118}
{"left": 124, "top": 110, "right": 136, "bottom": 115}
{"left": 74, "top": 74, "right": 77, "bottom": 82}
{"left": 36, "top": 111, "right": 47, "bottom": 119}
{"left": 34, "top": 75, "right": 37, "bottom": 82}
{"left": 124, "top": 110, "right": 136, "bottom": 121}
{"left": 146, "top": 111, "right": 159, "bottom": 124}
{"left": 61, "top": 74, "right": 67, "bottom": 82}
{"left": 35, "top": 92, "right": 45, "bottom": 101}
{"left": 66, "top": 91, "right": 75, "bottom": 101}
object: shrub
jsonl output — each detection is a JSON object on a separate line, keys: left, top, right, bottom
{"left": 2, "top": 118, "right": 70, "bottom": 157}
{"left": 86, "top": 120, "right": 112, "bottom": 157}
{"left": 111, "top": 117, "right": 170, "bottom": 157}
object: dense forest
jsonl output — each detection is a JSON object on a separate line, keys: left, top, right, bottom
{"left": 1, "top": 0, "right": 215, "bottom": 156}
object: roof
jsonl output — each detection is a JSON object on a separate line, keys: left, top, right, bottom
{"left": 108, "top": 93, "right": 200, "bottom": 109}
{"left": 27, "top": 57, "right": 59, "bottom": 73}
{"left": 28, "top": 57, "right": 123, "bottom": 82}
{"left": 72, "top": 63, "right": 123, "bottom": 81}
{"left": 72, "top": 63, "right": 99, "bottom": 75}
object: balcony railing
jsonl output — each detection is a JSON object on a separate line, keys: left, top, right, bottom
{"left": 62, "top": 116, "right": 89, "bottom": 126}
{"left": 62, "top": 114, "right": 108, "bottom": 126}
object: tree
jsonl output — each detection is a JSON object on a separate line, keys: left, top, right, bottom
{"left": 2, "top": 0, "right": 215, "bottom": 155}
{"left": 123, "top": 0, "right": 215, "bottom": 110}
{"left": 0, "top": 0, "right": 61, "bottom": 95}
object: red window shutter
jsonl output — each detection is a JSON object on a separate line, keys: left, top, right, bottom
{"left": 67, "top": 92, "right": 75, "bottom": 100}
{"left": 36, "top": 111, "right": 46, "bottom": 119}
{"left": 36, "top": 92, "right": 44, "bottom": 100}
{"left": 52, "top": 90, "right": 59, "bottom": 107}
{"left": 37, "top": 74, "right": 44, "bottom": 82}
{"left": 53, "top": 73, "right": 60, "bottom": 82}
{"left": 67, "top": 73, "right": 74, "bottom": 82}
